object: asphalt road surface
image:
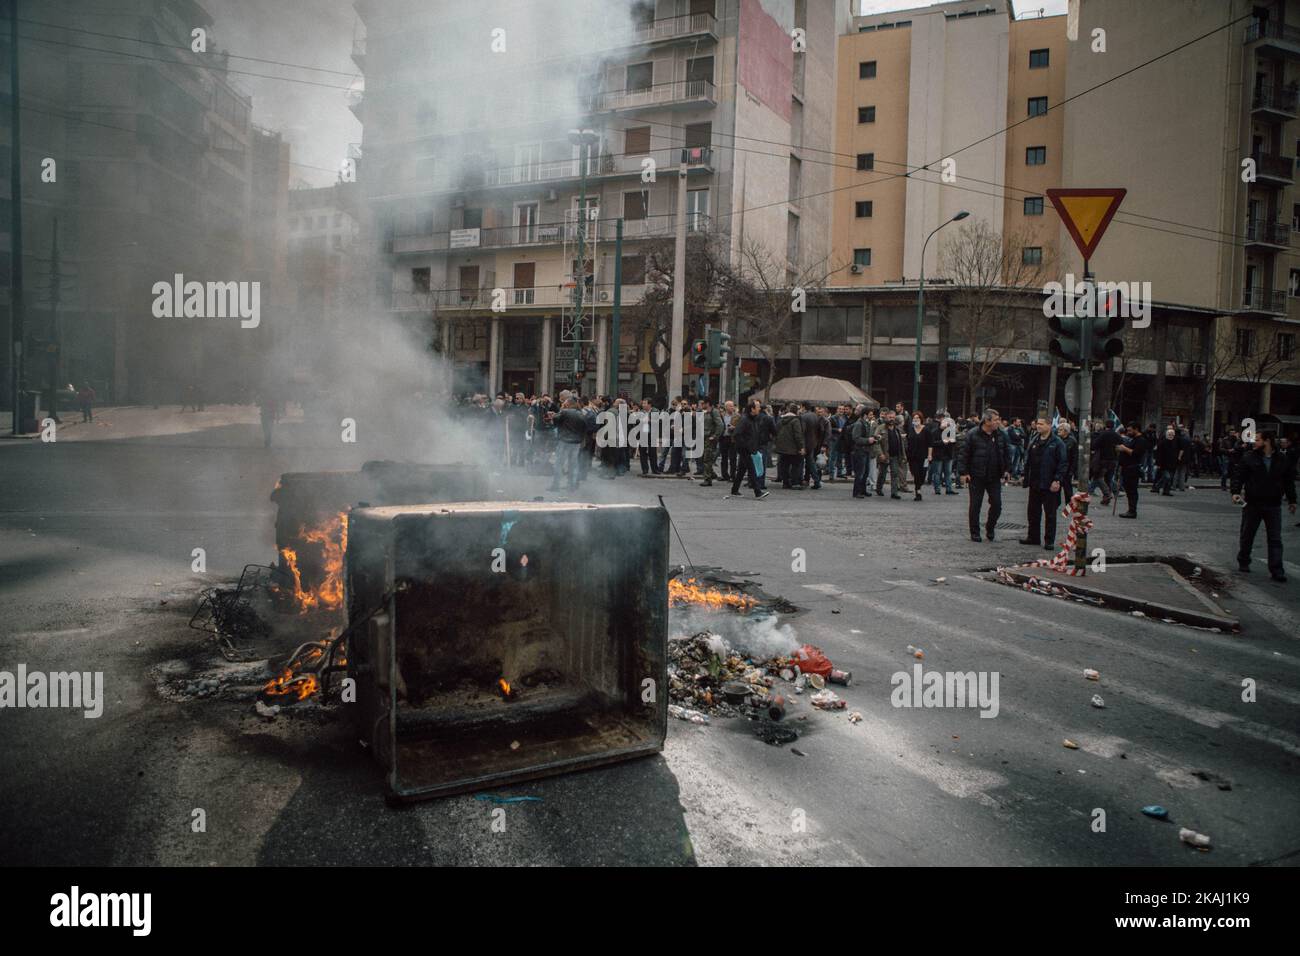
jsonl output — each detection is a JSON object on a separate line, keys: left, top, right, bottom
{"left": 2, "top": 412, "right": 1297, "bottom": 866}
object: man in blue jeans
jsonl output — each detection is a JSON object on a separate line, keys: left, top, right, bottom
{"left": 549, "top": 397, "right": 586, "bottom": 492}
{"left": 929, "top": 412, "right": 957, "bottom": 494}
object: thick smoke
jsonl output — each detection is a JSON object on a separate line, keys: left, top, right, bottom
{"left": 670, "top": 607, "right": 802, "bottom": 661}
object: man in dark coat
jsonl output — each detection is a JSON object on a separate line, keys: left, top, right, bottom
{"left": 956, "top": 408, "right": 1009, "bottom": 542}
{"left": 800, "top": 404, "right": 826, "bottom": 490}
{"left": 1154, "top": 426, "right": 1181, "bottom": 495}
{"left": 1020, "top": 418, "right": 1069, "bottom": 550}
{"left": 1231, "top": 431, "right": 1297, "bottom": 582}
{"left": 1116, "top": 422, "right": 1150, "bottom": 518}
{"left": 726, "top": 398, "right": 771, "bottom": 500}
{"left": 774, "top": 404, "right": 806, "bottom": 489}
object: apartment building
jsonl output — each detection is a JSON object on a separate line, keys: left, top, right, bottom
{"left": 354, "top": 0, "right": 851, "bottom": 399}
{"left": 1, "top": 0, "right": 286, "bottom": 407}
{"left": 809, "top": 0, "right": 1300, "bottom": 430}
{"left": 285, "top": 182, "right": 362, "bottom": 362}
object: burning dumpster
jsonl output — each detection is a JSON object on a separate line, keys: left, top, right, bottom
{"left": 346, "top": 502, "right": 668, "bottom": 801}
{"left": 271, "top": 462, "right": 488, "bottom": 614}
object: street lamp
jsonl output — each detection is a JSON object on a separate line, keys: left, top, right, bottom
{"left": 567, "top": 127, "right": 598, "bottom": 393}
{"left": 912, "top": 210, "right": 969, "bottom": 415}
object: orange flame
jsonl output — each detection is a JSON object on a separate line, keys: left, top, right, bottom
{"left": 261, "top": 638, "right": 346, "bottom": 703}
{"left": 280, "top": 512, "right": 348, "bottom": 613}
{"left": 669, "top": 577, "right": 757, "bottom": 612}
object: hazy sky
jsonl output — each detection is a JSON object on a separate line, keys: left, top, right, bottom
{"left": 197, "top": 0, "right": 1071, "bottom": 189}
{"left": 204, "top": 0, "right": 360, "bottom": 188}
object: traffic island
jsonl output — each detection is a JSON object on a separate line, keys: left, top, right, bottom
{"left": 996, "top": 559, "right": 1239, "bottom": 632}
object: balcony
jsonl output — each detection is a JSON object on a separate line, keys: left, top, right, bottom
{"left": 1251, "top": 150, "right": 1294, "bottom": 185}
{"left": 1241, "top": 286, "right": 1289, "bottom": 315}
{"left": 391, "top": 218, "right": 611, "bottom": 255}
{"left": 1245, "top": 218, "right": 1292, "bottom": 249}
{"left": 1245, "top": 18, "right": 1300, "bottom": 57}
{"left": 1252, "top": 83, "right": 1299, "bottom": 118}
{"left": 593, "top": 78, "right": 716, "bottom": 113}
{"left": 389, "top": 283, "right": 648, "bottom": 313}
{"left": 346, "top": 88, "right": 364, "bottom": 119}
{"left": 627, "top": 12, "right": 718, "bottom": 46}
{"left": 480, "top": 146, "right": 714, "bottom": 189}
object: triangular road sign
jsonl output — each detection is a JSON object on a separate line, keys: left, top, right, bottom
{"left": 1046, "top": 188, "right": 1126, "bottom": 261}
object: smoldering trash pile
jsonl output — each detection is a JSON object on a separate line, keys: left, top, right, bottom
{"left": 667, "top": 632, "right": 852, "bottom": 746}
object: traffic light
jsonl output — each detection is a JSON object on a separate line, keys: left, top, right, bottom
{"left": 1048, "top": 315, "right": 1084, "bottom": 363}
{"left": 706, "top": 328, "right": 732, "bottom": 369}
{"left": 1091, "top": 313, "right": 1125, "bottom": 360}
{"left": 690, "top": 339, "right": 708, "bottom": 370}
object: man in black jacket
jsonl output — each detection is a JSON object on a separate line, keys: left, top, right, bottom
{"left": 1231, "top": 431, "right": 1297, "bottom": 582}
{"left": 849, "top": 405, "right": 876, "bottom": 498}
{"left": 548, "top": 397, "right": 586, "bottom": 492}
{"left": 956, "top": 408, "right": 1010, "bottom": 542}
{"left": 1116, "top": 422, "right": 1149, "bottom": 518}
{"left": 726, "top": 398, "right": 771, "bottom": 500}
{"left": 1020, "top": 418, "right": 1069, "bottom": 550}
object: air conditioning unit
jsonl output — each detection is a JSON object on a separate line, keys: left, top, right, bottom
{"left": 850, "top": 264, "right": 862, "bottom": 274}
{"left": 546, "top": 189, "right": 559, "bottom": 201}
{"left": 599, "top": 290, "right": 610, "bottom": 301}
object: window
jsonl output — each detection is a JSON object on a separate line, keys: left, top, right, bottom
{"left": 858, "top": 106, "right": 876, "bottom": 123}
{"left": 1294, "top": 204, "right": 1300, "bottom": 230}
{"left": 1022, "top": 247, "right": 1043, "bottom": 265}
{"left": 686, "top": 56, "right": 714, "bottom": 85}
{"left": 854, "top": 200, "right": 873, "bottom": 218}
{"left": 622, "top": 255, "right": 647, "bottom": 285}
{"left": 1024, "top": 196, "right": 1044, "bottom": 216}
{"left": 1291, "top": 268, "right": 1300, "bottom": 297}
{"left": 688, "top": 188, "right": 710, "bottom": 230}
{"left": 856, "top": 152, "right": 874, "bottom": 171}
{"left": 624, "top": 126, "right": 651, "bottom": 155}
{"left": 690, "top": 0, "right": 716, "bottom": 15}
{"left": 333, "top": 213, "right": 343, "bottom": 227}
{"left": 626, "top": 62, "right": 653, "bottom": 92}
{"left": 789, "top": 156, "right": 801, "bottom": 199}
{"left": 801, "top": 307, "right": 850, "bottom": 344}
{"left": 1026, "top": 146, "right": 1046, "bottom": 165}
{"left": 786, "top": 212, "right": 800, "bottom": 263}
{"left": 684, "top": 122, "right": 712, "bottom": 149}
{"left": 1236, "top": 328, "right": 1256, "bottom": 357}
{"left": 332, "top": 235, "right": 344, "bottom": 250}
{"left": 462, "top": 208, "right": 483, "bottom": 229}
{"left": 853, "top": 248, "right": 872, "bottom": 267}
{"left": 859, "top": 61, "right": 877, "bottom": 79}
{"left": 1029, "top": 48, "right": 1049, "bottom": 68}
{"left": 411, "top": 267, "right": 431, "bottom": 293}
{"left": 1028, "top": 96, "right": 1048, "bottom": 117}
{"left": 624, "top": 190, "right": 648, "bottom": 221}
{"left": 1280, "top": 332, "right": 1296, "bottom": 360}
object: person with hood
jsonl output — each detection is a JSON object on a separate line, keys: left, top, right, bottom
{"left": 905, "top": 412, "right": 930, "bottom": 501}
{"left": 774, "top": 403, "right": 806, "bottom": 489}
{"left": 1020, "top": 417, "right": 1069, "bottom": 550}
{"left": 1231, "top": 430, "right": 1297, "bottom": 582}
{"left": 726, "top": 397, "right": 771, "bottom": 500}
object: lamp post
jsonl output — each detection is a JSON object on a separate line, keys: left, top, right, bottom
{"left": 913, "top": 210, "right": 969, "bottom": 415}
{"left": 567, "top": 127, "right": 598, "bottom": 394}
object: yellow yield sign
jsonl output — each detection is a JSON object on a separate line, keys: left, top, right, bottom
{"left": 1046, "top": 188, "right": 1126, "bottom": 261}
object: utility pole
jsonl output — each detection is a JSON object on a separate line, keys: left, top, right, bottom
{"left": 8, "top": 0, "right": 24, "bottom": 435}
{"left": 47, "top": 216, "right": 60, "bottom": 423}
{"left": 1078, "top": 262, "right": 1094, "bottom": 488}
{"left": 608, "top": 217, "right": 622, "bottom": 396}
{"left": 668, "top": 165, "right": 687, "bottom": 402}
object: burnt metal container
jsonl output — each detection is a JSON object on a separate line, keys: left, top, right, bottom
{"left": 271, "top": 463, "right": 489, "bottom": 603}
{"left": 346, "top": 502, "right": 669, "bottom": 802}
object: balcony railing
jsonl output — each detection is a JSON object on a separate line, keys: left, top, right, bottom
{"left": 1242, "top": 286, "right": 1288, "bottom": 313}
{"left": 480, "top": 146, "right": 714, "bottom": 188}
{"left": 389, "top": 283, "right": 649, "bottom": 312}
{"left": 629, "top": 11, "right": 718, "bottom": 44}
{"left": 1252, "top": 83, "right": 1300, "bottom": 115}
{"left": 593, "top": 78, "right": 716, "bottom": 112}
{"left": 1245, "top": 18, "right": 1300, "bottom": 47}
{"left": 1245, "top": 218, "right": 1292, "bottom": 247}
{"left": 1251, "top": 150, "right": 1295, "bottom": 183}
{"left": 390, "top": 213, "right": 709, "bottom": 255}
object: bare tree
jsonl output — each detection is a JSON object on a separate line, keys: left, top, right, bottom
{"left": 1233, "top": 326, "right": 1294, "bottom": 410}
{"left": 938, "top": 219, "right": 1056, "bottom": 415}
{"left": 726, "top": 237, "right": 840, "bottom": 400}
{"left": 634, "top": 230, "right": 733, "bottom": 399}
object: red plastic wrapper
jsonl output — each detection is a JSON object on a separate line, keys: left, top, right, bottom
{"left": 792, "top": 644, "right": 833, "bottom": 678}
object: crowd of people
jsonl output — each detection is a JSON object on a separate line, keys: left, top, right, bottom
{"left": 453, "top": 390, "right": 1298, "bottom": 580}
